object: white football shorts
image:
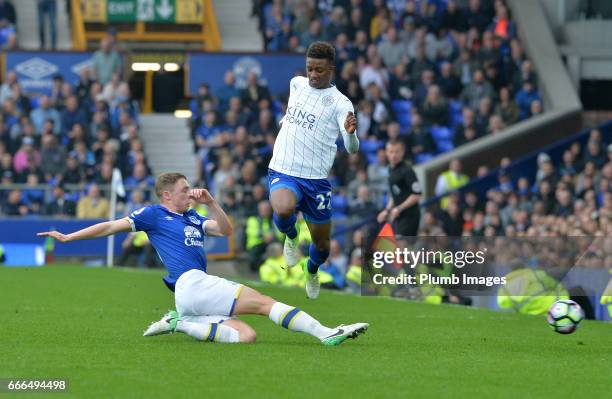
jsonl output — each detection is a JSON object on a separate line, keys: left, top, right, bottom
{"left": 174, "top": 269, "right": 244, "bottom": 322}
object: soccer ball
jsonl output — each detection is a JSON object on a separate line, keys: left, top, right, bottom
{"left": 547, "top": 299, "right": 585, "bottom": 334}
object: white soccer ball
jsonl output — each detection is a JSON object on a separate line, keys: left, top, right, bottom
{"left": 547, "top": 299, "right": 585, "bottom": 334}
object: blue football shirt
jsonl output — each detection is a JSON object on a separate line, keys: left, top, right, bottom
{"left": 127, "top": 205, "right": 209, "bottom": 291}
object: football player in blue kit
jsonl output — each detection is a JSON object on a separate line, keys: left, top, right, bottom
{"left": 38, "top": 173, "right": 368, "bottom": 345}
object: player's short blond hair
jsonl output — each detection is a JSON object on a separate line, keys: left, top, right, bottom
{"left": 155, "top": 173, "right": 187, "bottom": 199}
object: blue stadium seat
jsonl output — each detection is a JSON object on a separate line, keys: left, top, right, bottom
{"left": 392, "top": 100, "right": 412, "bottom": 133}
{"left": 436, "top": 139, "right": 455, "bottom": 153}
{"left": 415, "top": 153, "right": 434, "bottom": 164}
{"left": 430, "top": 126, "right": 453, "bottom": 141}
{"left": 449, "top": 100, "right": 463, "bottom": 127}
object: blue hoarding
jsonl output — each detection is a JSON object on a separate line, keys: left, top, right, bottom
{"left": 187, "top": 53, "right": 305, "bottom": 96}
{"left": 6, "top": 52, "right": 94, "bottom": 96}
{"left": 0, "top": 219, "right": 232, "bottom": 260}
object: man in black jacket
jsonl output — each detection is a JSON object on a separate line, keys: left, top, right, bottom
{"left": 377, "top": 140, "right": 422, "bottom": 236}
{"left": 44, "top": 183, "right": 76, "bottom": 216}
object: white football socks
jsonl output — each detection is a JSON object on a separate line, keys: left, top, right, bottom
{"left": 268, "top": 302, "right": 335, "bottom": 340}
{"left": 175, "top": 320, "right": 240, "bottom": 343}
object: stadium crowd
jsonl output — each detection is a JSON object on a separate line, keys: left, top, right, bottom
{"left": 424, "top": 129, "right": 612, "bottom": 239}
{"left": 0, "top": 35, "right": 153, "bottom": 218}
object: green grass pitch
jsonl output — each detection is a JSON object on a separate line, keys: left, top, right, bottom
{"left": 1, "top": 264, "right": 610, "bottom": 398}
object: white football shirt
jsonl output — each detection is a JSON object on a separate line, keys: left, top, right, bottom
{"left": 269, "top": 76, "right": 356, "bottom": 179}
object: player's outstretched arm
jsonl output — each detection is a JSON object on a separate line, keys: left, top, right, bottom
{"left": 189, "top": 188, "right": 233, "bottom": 237}
{"left": 37, "top": 219, "right": 132, "bottom": 243}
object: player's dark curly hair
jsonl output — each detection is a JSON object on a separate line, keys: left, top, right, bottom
{"left": 307, "top": 41, "right": 335, "bottom": 64}
{"left": 156, "top": 172, "right": 187, "bottom": 198}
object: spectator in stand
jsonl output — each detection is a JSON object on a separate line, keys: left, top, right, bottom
{"left": 420, "top": 85, "right": 448, "bottom": 126}
{"left": 515, "top": 79, "right": 541, "bottom": 120}
{"left": 92, "top": 38, "right": 122, "bottom": 86}
{"left": 0, "top": 70, "right": 16, "bottom": 104}
{"left": 240, "top": 72, "right": 271, "bottom": 112}
{"left": 76, "top": 183, "right": 109, "bottom": 218}
{"left": 13, "top": 137, "right": 40, "bottom": 175}
{"left": 215, "top": 71, "right": 240, "bottom": 112}
{"left": 44, "top": 182, "right": 76, "bottom": 216}
{"left": 61, "top": 95, "right": 88, "bottom": 135}
{"left": 40, "top": 134, "right": 65, "bottom": 182}
{"left": 494, "top": 86, "right": 519, "bottom": 125}
{"left": 0, "top": 16, "right": 15, "bottom": 49}
{"left": 406, "top": 112, "right": 435, "bottom": 160}
{"left": 31, "top": 95, "right": 61, "bottom": 135}
{"left": 123, "top": 189, "right": 146, "bottom": 217}
{"left": 124, "top": 162, "right": 155, "bottom": 193}
{"left": 61, "top": 153, "right": 84, "bottom": 184}
{"left": 377, "top": 26, "right": 406, "bottom": 69}
{"left": 0, "top": 0, "right": 15, "bottom": 26}
{"left": 460, "top": 69, "right": 494, "bottom": 110}
{"left": 37, "top": 0, "right": 56, "bottom": 49}
{"left": 3, "top": 188, "right": 27, "bottom": 216}
{"left": 349, "top": 184, "right": 377, "bottom": 218}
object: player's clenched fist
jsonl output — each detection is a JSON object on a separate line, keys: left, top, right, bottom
{"left": 189, "top": 188, "right": 215, "bottom": 205}
{"left": 344, "top": 111, "right": 357, "bottom": 134}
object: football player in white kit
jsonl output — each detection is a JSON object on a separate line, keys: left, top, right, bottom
{"left": 37, "top": 173, "right": 368, "bottom": 345}
{"left": 268, "top": 42, "right": 360, "bottom": 299}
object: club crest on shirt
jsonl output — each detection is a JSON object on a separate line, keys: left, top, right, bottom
{"left": 188, "top": 216, "right": 201, "bottom": 225}
{"left": 322, "top": 95, "right": 334, "bottom": 107}
{"left": 184, "top": 226, "right": 203, "bottom": 247}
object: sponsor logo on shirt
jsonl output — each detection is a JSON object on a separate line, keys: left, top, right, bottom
{"left": 284, "top": 106, "right": 316, "bottom": 131}
{"left": 184, "top": 226, "right": 203, "bottom": 247}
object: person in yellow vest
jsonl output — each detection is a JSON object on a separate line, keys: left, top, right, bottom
{"left": 413, "top": 263, "right": 446, "bottom": 305}
{"left": 435, "top": 159, "right": 469, "bottom": 209}
{"left": 118, "top": 231, "right": 151, "bottom": 267}
{"left": 259, "top": 243, "right": 288, "bottom": 285}
{"left": 288, "top": 257, "right": 307, "bottom": 288}
{"left": 193, "top": 203, "right": 209, "bottom": 218}
{"left": 246, "top": 201, "right": 283, "bottom": 271}
{"left": 294, "top": 253, "right": 334, "bottom": 288}
{"left": 296, "top": 213, "right": 311, "bottom": 246}
{"left": 498, "top": 268, "right": 569, "bottom": 315}
{"left": 346, "top": 248, "right": 362, "bottom": 294}
{"left": 77, "top": 184, "right": 110, "bottom": 218}
{"left": 0, "top": 243, "right": 5, "bottom": 263}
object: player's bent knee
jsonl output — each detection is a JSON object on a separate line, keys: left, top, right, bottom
{"left": 270, "top": 191, "right": 296, "bottom": 217}
{"left": 275, "top": 205, "right": 295, "bottom": 219}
